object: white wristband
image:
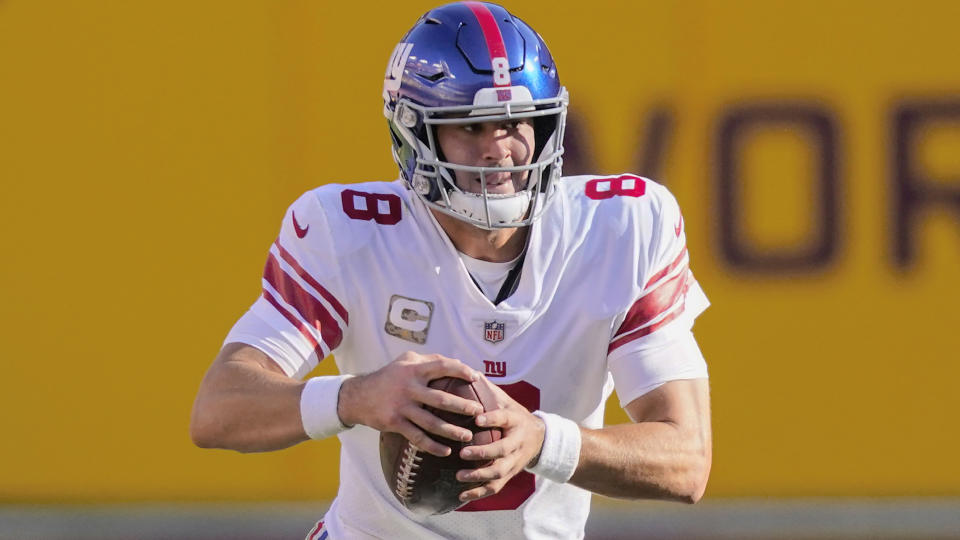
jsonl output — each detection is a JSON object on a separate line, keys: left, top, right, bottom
{"left": 525, "top": 411, "right": 582, "bottom": 483}
{"left": 300, "top": 374, "right": 355, "bottom": 440}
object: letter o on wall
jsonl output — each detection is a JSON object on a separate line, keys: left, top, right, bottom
{"left": 715, "top": 103, "right": 841, "bottom": 273}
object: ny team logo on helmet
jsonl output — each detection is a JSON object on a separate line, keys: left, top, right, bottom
{"left": 382, "top": 1, "right": 568, "bottom": 229}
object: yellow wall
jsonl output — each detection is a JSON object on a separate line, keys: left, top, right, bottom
{"left": 2, "top": 0, "right": 959, "bottom": 501}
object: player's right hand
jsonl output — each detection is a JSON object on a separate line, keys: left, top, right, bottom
{"left": 336, "top": 352, "right": 483, "bottom": 457}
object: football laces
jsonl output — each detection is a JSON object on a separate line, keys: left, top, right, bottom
{"left": 395, "top": 443, "right": 423, "bottom": 501}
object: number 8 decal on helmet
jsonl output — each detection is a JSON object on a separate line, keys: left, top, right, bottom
{"left": 491, "top": 57, "right": 510, "bottom": 86}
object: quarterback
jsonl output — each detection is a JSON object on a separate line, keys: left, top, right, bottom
{"left": 191, "top": 2, "right": 712, "bottom": 539}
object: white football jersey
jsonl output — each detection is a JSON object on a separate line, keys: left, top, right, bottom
{"left": 226, "top": 174, "right": 709, "bottom": 540}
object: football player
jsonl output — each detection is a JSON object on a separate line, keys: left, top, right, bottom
{"left": 191, "top": 2, "right": 712, "bottom": 539}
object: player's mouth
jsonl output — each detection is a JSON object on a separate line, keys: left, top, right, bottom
{"left": 475, "top": 174, "right": 515, "bottom": 194}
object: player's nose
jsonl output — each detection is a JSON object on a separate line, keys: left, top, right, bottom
{"left": 480, "top": 127, "right": 511, "bottom": 163}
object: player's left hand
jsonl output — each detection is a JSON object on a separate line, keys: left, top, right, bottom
{"left": 455, "top": 376, "right": 546, "bottom": 502}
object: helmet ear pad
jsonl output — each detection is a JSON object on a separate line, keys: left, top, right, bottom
{"left": 387, "top": 118, "right": 444, "bottom": 203}
{"left": 411, "top": 121, "right": 447, "bottom": 204}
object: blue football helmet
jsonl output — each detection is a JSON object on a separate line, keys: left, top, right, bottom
{"left": 383, "top": 2, "right": 568, "bottom": 229}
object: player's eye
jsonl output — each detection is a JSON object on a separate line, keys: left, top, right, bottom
{"left": 505, "top": 119, "right": 534, "bottom": 131}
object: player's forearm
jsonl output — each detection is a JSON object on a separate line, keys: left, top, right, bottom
{"left": 190, "top": 357, "right": 309, "bottom": 453}
{"left": 569, "top": 421, "right": 711, "bottom": 502}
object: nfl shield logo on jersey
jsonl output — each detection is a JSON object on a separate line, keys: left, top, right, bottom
{"left": 484, "top": 321, "right": 505, "bottom": 344}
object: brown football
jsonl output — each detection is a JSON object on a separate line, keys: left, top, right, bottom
{"left": 379, "top": 376, "right": 502, "bottom": 515}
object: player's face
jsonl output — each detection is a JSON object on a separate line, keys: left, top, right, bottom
{"left": 436, "top": 118, "right": 535, "bottom": 195}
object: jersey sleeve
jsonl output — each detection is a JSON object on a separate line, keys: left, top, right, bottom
{"left": 224, "top": 189, "right": 349, "bottom": 379}
{"left": 607, "top": 183, "right": 709, "bottom": 406}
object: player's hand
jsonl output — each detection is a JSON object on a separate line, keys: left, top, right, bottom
{"left": 337, "top": 351, "right": 483, "bottom": 457}
{"left": 455, "top": 375, "right": 546, "bottom": 502}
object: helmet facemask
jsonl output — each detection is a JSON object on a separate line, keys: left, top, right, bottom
{"left": 388, "top": 89, "right": 568, "bottom": 229}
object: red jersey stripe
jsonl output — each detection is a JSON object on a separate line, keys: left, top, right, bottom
{"left": 644, "top": 246, "right": 688, "bottom": 290}
{"left": 263, "top": 252, "right": 344, "bottom": 351}
{"left": 608, "top": 303, "right": 685, "bottom": 354}
{"left": 274, "top": 239, "right": 349, "bottom": 324}
{"left": 261, "top": 289, "right": 325, "bottom": 359}
{"left": 609, "top": 279, "right": 693, "bottom": 353}
{"left": 465, "top": 1, "right": 509, "bottom": 86}
{"left": 614, "top": 264, "right": 690, "bottom": 341}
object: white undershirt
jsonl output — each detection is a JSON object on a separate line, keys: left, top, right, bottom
{"left": 458, "top": 251, "right": 522, "bottom": 302}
